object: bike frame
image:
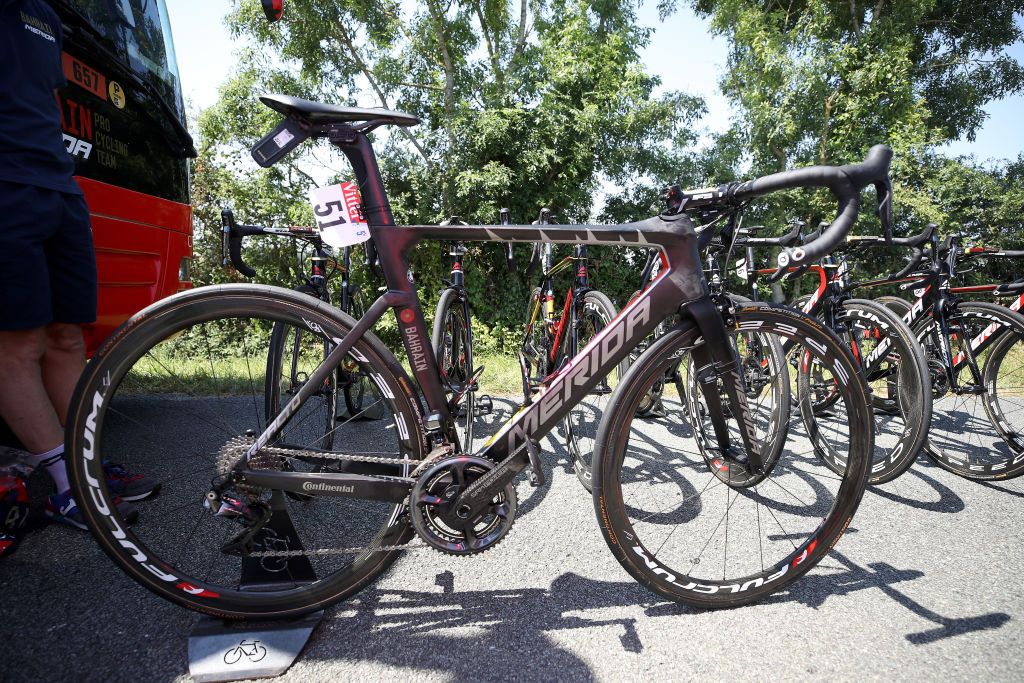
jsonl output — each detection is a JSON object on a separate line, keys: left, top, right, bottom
{"left": 523, "top": 243, "right": 595, "bottom": 382}
{"left": 240, "top": 130, "right": 762, "bottom": 511}
{"left": 848, "top": 236, "right": 1010, "bottom": 387}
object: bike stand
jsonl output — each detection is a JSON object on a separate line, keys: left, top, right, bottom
{"left": 188, "top": 493, "right": 324, "bottom": 682}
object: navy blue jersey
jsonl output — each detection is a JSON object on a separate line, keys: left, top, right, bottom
{"left": 0, "top": 0, "right": 81, "bottom": 194}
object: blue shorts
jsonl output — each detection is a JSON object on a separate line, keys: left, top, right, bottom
{"left": 0, "top": 180, "right": 97, "bottom": 331}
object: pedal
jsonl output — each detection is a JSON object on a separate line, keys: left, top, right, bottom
{"left": 477, "top": 394, "right": 493, "bottom": 415}
{"left": 526, "top": 438, "right": 545, "bottom": 487}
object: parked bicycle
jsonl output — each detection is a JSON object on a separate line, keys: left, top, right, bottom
{"left": 430, "top": 212, "right": 514, "bottom": 453}
{"left": 222, "top": 210, "right": 383, "bottom": 453}
{"left": 845, "top": 226, "right": 1024, "bottom": 480}
{"left": 518, "top": 208, "right": 624, "bottom": 490}
{"left": 66, "top": 93, "right": 891, "bottom": 619}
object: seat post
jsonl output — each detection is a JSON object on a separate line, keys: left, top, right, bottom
{"left": 335, "top": 135, "right": 395, "bottom": 227}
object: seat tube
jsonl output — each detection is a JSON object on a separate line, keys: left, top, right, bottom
{"left": 335, "top": 134, "right": 453, "bottom": 426}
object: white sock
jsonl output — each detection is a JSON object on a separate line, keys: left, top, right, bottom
{"left": 28, "top": 445, "right": 71, "bottom": 495}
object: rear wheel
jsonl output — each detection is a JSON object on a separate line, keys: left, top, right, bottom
{"left": 593, "top": 303, "right": 872, "bottom": 608}
{"left": 66, "top": 284, "right": 427, "bottom": 620}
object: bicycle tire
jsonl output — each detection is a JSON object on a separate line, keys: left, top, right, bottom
{"left": 66, "top": 284, "right": 427, "bottom": 620}
{"left": 593, "top": 302, "right": 872, "bottom": 608}
{"left": 679, "top": 302, "right": 792, "bottom": 482}
{"left": 923, "top": 301, "right": 1024, "bottom": 480}
{"left": 625, "top": 289, "right": 675, "bottom": 418}
{"left": 520, "top": 286, "right": 547, "bottom": 400}
{"left": 266, "top": 285, "right": 338, "bottom": 451}
{"left": 565, "top": 290, "right": 625, "bottom": 491}
{"left": 876, "top": 295, "right": 912, "bottom": 320}
{"left": 431, "top": 287, "right": 476, "bottom": 453}
{"left": 797, "top": 299, "right": 931, "bottom": 485}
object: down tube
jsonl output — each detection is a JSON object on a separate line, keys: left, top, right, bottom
{"left": 478, "top": 270, "right": 695, "bottom": 462}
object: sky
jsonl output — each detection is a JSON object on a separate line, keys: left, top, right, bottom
{"left": 166, "top": 1, "right": 1024, "bottom": 165}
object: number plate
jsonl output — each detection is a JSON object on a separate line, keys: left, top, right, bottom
{"left": 308, "top": 182, "right": 369, "bottom": 248}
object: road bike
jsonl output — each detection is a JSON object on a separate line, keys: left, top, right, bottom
{"left": 222, "top": 211, "right": 383, "bottom": 454}
{"left": 519, "top": 208, "right": 624, "bottom": 490}
{"left": 66, "top": 93, "right": 891, "bottom": 619}
{"left": 845, "top": 226, "right": 1024, "bottom": 479}
{"left": 429, "top": 213, "right": 515, "bottom": 454}
{"left": 634, "top": 215, "right": 931, "bottom": 485}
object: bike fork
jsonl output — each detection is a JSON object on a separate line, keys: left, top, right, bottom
{"left": 684, "top": 298, "right": 765, "bottom": 473}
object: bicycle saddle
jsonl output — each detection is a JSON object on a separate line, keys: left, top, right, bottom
{"left": 259, "top": 94, "right": 420, "bottom": 127}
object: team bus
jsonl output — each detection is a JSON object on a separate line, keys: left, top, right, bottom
{"left": 52, "top": 0, "right": 197, "bottom": 354}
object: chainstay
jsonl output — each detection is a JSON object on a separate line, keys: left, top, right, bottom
{"left": 248, "top": 542, "right": 429, "bottom": 557}
{"left": 222, "top": 439, "right": 456, "bottom": 558}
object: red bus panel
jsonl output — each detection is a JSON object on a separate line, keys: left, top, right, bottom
{"left": 76, "top": 177, "right": 192, "bottom": 355}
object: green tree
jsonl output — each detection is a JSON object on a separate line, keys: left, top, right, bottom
{"left": 192, "top": 0, "right": 708, "bottom": 343}
{"left": 663, "top": 0, "right": 1024, "bottom": 294}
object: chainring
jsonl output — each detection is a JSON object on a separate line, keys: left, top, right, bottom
{"left": 409, "top": 455, "right": 517, "bottom": 555}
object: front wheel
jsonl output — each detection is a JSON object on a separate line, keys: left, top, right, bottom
{"left": 593, "top": 302, "right": 872, "bottom": 608}
{"left": 66, "top": 284, "right": 427, "bottom": 620}
{"left": 266, "top": 285, "right": 337, "bottom": 451}
{"left": 431, "top": 287, "right": 476, "bottom": 453}
{"left": 342, "top": 287, "right": 384, "bottom": 420}
{"left": 798, "top": 299, "right": 931, "bottom": 485}
{"left": 924, "top": 302, "right": 1024, "bottom": 480}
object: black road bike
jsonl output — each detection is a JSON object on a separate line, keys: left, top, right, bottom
{"left": 519, "top": 208, "right": 623, "bottom": 490}
{"left": 848, "top": 227, "right": 1024, "bottom": 480}
{"left": 430, "top": 213, "right": 514, "bottom": 454}
{"left": 221, "top": 211, "right": 383, "bottom": 453}
{"left": 66, "top": 94, "right": 891, "bottom": 619}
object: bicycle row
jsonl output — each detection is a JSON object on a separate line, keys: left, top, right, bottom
{"left": 59, "top": 91, "right": 1022, "bottom": 621}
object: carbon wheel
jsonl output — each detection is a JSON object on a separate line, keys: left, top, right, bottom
{"left": 565, "top": 290, "right": 626, "bottom": 491}
{"left": 66, "top": 284, "right": 426, "bottom": 620}
{"left": 593, "top": 303, "right": 872, "bottom": 608}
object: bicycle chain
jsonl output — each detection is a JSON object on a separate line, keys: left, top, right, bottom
{"left": 248, "top": 542, "right": 429, "bottom": 557}
{"left": 217, "top": 438, "right": 454, "bottom": 558}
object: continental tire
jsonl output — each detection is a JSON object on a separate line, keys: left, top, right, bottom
{"left": 593, "top": 302, "right": 872, "bottom": 608}
{"left": 66, "top": 284, "right": 426, "bottom": 620}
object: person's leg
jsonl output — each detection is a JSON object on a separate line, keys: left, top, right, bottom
{"left": 41, "top": 322, "right": 87, "bottom": 426}
{"left": 0, "top": 329, "right": 64, "bottom": 454}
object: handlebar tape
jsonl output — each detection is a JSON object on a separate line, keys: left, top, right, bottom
{"left": 995, "top": 278, "right": 1024, "bottom": 295}
{"left": 886, "top": 247, "right": 924, "bottom": 280}
{"left": 220, "top": 209, "right": 261, "bottom": 278}
{"left": 741, "top": 221, "right": 804, "bottom": 248}
{"left": 729, "top": 144, "right": 893, "bottom": 268}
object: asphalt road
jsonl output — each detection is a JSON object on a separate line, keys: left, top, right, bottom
{"left": 1, "top": 395, "right": 1023, "bottom": 682}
